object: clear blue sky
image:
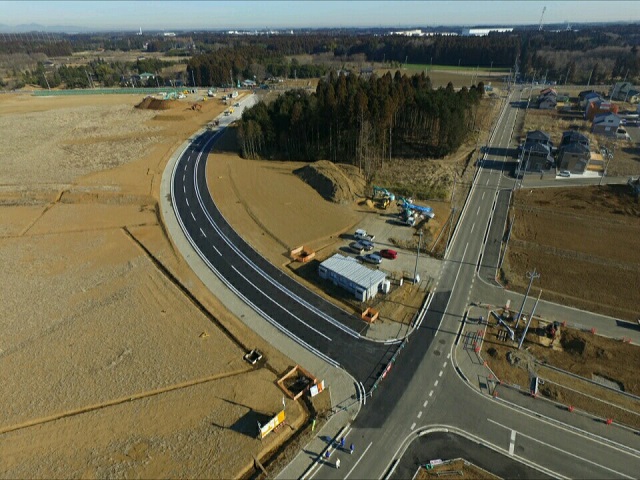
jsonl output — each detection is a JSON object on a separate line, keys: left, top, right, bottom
{"left": 0, "top": 1, "right": 637, "bottom": 30}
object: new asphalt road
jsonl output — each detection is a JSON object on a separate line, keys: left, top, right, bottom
{"left": 169, "top": 88, "right": 640, "bottom": 479}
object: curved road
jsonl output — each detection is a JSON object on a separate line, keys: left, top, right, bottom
{"left": 169, "top": 91, "right": 640, "bottom": 479}
{"left": 170, "top": 105, "right": 405, "bottom": 399}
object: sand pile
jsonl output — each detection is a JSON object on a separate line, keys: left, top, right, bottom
{"left": 135, "top": 96, "right": 173, "bottom": 110}
{"left": 293, "top": 160, "right": 365, "bottom": 204}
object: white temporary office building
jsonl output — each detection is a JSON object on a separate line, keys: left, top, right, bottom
{"left": 318, "top": 254, "right": 387, "bottom": 302}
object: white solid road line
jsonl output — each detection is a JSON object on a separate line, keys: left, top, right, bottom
{"left": 231, "top": 265, "right": 332, "bottom": 342}
{"left": 344, "top": 441, "right": 373, "bottom": 479}
{"left": 509, "top": 429, "right": 516, "bottom": 455}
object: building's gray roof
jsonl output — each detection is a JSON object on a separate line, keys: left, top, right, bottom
{"left": 320, "top": 254, "right": 387, "bottom": 288}
{"left": 559, "top": 142, "right": 590, "bottom": 154}
{"left": 526, "top": 130, "right": 551, "bottom": 142}
{"left": 561, "top": 130, "right": 589, "bottom": 146}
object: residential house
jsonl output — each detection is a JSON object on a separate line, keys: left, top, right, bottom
{"left": 585, "top": 99, "right": 619, "bottom": 121}
{"left": 521, "top": 142, "right": 554, "bottom": 172}
{"left": 537, "top": 87, "right": 557, "bottom": 108}
{"left": 609, "top": 82, "right": 635, "bottom": 101}
{"left": 591, "top": 113, "right": 622, "bottom": 137}
{"left": 557, "top": 142, "right": 591, "bottom": 174}
{"left": 578, "top": 89, "right": 597, "bottom": 103}
{"left": 560, "top": 131, "right": 589, "bottom": 148}
{"left": 580, "top": 91, "right": 602, "bottom": 109}
{"left": 242, "top": 79, "right": 257, "bottom": 88}
{"left": 624, "top": 89, "right": 640, "bottom": 104}
{"left": 526, "top": 130, "right": 553, "bottom": 148}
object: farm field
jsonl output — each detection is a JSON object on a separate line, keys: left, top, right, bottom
{"left": 502, "top": 185, "right": 640, "bottom": 321}
{"left": 0, "top": 91, "right": 305, "bottom": 479}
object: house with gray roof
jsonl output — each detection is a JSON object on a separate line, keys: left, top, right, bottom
{"left": 557, "top": 142, "right": 591, "bottom": 174}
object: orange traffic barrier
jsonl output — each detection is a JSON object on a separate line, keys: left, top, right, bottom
{"left": 568, "top": 405, "right": 574, "bottom": 413}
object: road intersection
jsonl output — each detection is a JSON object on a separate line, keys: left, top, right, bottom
{"left": 164, "top": 89, "right": 640, "bottom": 479}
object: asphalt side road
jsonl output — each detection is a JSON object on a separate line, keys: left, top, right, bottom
{"left": 391, "top": 431, "right": 551, "bottom": 480}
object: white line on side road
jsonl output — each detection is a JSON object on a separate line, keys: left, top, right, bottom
{"left": 487, "top": 419, "right": 635, "bottom": 478}
{"left": 417, "top": 411, "right": 422, "bottom": 419}
{"left": 429, "top": 390, "right": 434, "bottom": 397}
{"left": 183, "top": 185, "right": 186, "bottom": 194}
{"left": 423, "top": 400, "right": 428, "bottom": 407}
{"left": 509, "top": 429, "right": 516, "bottom": 455}
{"left": 345, "top": 441, "right": 373, "bottom": 479}
{"left": 434, "top": 379, "right": 439, "bottom": 387}
{"left": 410, "top": 422, "right": 416, "bottom": 430}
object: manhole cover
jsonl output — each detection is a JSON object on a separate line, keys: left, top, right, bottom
{"left": 439, "top": 339, "right": 446, "bottom": 344}
{"left": 434, "top": 350, "right": 441, "bottom": 356}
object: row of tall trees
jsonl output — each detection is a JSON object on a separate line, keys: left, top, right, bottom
{"left": 186, "top": 47, "right": 329, "bottom": 86}
{"left": 238, "top": 71, "right": 483, "bottom": 174}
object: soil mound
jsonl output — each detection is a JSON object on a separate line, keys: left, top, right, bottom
{"left": 135, "top": 96, "right": 173, "bottom": 110}
{"left": 293, "top": 160, "right": 365, "bottom": 204}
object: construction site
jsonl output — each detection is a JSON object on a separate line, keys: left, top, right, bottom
{"left": 478, "top": 302, "right": 640, "bottom": 431}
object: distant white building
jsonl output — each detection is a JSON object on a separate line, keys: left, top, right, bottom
{"left": 462, "top": 28, "right": 513, "bottom": 36}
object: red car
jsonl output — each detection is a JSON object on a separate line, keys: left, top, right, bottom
{"left": 380, "top": 249, "right": 397, "bottom": 260}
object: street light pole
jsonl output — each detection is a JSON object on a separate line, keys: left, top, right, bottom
{"left": 515, "top": 269, "right": 540, "bottom": 330}
{"left": 599, "top": 145, "right": 614, "bottom": 187}
{"left": 518, "top": 289, "right": 542, "bottom": 349}
{"left": 413, "top": 230, "right": 423, "bottom": 284}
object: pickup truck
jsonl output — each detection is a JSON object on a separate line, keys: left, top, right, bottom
{"left": 354, "top": 229, "right": 375, "bottom": 242}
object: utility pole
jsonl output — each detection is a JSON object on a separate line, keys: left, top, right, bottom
{"left": 518, "top": 289, "right": 542, "bottom": 349}
{"left": 413, "top": 230, "right": 423, "bottom": 284}
{"left": 515, "top": 269, "right": 540, "bottom": 330}
{"left": 599, "top": 145, "right": 614, "bottom": 186}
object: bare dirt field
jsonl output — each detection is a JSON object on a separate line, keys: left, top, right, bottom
{"left": 0, "top": 91, "right": 308, "bottom": 479}
{"left": 502, "top": 185, "right": 640, "bottom": 321}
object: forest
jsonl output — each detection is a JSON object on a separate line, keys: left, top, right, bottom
{"left": 238, "top": 71, "right": 484, "bottom": 173}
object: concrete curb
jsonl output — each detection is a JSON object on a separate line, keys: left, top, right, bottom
{"left": 159, "top": 121, "right": 362, "bottom": 479}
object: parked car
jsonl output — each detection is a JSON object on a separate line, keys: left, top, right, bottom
{"left": 349, "top": 242, "right": 366, "bottom": 254}
{"left": 360, "top": 240, "right": 375, "bottom": 251}
{"left": 234, "top": 102, "right": 240, "bottom": 107}
{"left": 380, "top": 249, "right": 398, "bottom": 260}
{"left": 363, "top": 253, "right": 382, "bottom": 265}
{"left": 354, "top": 229, "right": 375, "bottom": 242}
{"left": 558, "top": 170, "right": 571, "bottom": 177}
